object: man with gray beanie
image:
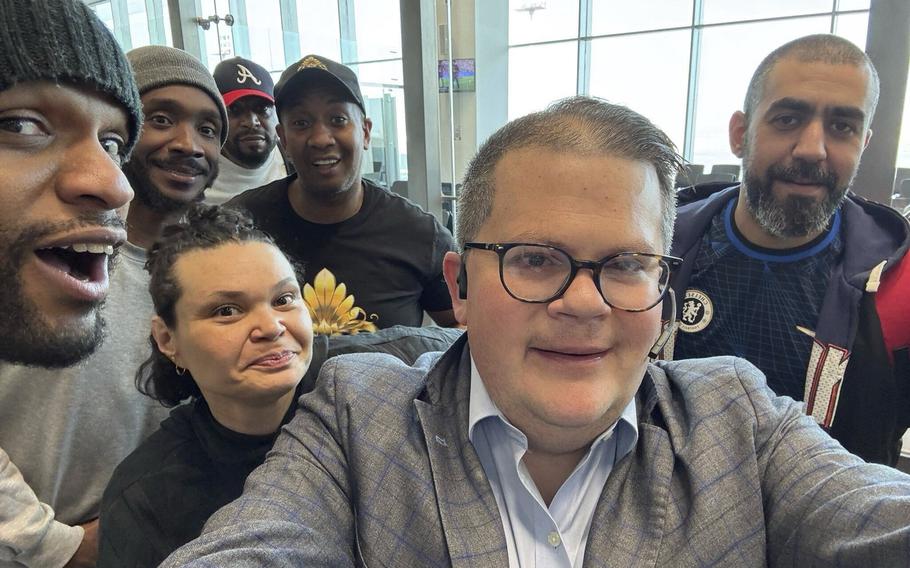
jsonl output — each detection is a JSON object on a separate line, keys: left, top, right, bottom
{"left": 0, "top": 0, "right": 142, "bottom": 566}
{"left": 123, "top": 45, "right": 227, "bottom": 249}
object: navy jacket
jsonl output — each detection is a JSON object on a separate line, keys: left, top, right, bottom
{"left": 667, "top": 183, "right": 910, "bottom": 465}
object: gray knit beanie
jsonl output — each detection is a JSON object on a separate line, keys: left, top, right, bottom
{"left": 0, "top": 0, "right": 143, "bottom": 156}
{"left": 127, "top": 45, "right": 228, "bottom": 145}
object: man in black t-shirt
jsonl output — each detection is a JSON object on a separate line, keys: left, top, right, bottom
{"left": 227, "top": 55, "right": 457, "bottom": 334}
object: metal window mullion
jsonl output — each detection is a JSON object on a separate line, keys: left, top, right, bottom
{"left": 338, "top": 0, "right": 357, "bottom": 64}
{"left": 682, "top": 0, "right": 704, "bottom": 162}
{"left": 576, "top": 0, "right": 593, "bottom": 95}
{"left": 399, "top": 0, "right": 443, "bottom": 218}
{"left": 444, "top": 0, "right": 457, "bottom": 215}
{"left": 279, "top": 0, "right": 300, "bottom": 67}
{"left": 145, "top": 0, "right": 167, "bottom": 44}
{"left": 227, "top": 0, "right": 249, "bottom": 58}
{"left": 830, "top": 0, "right": 838, "bottom": 33}
{"left": 853, "top": 0, "right": 910, "bottom": 204}
{"left": 165, "top": 0, "right": 206, "bottom": 57}
{"left": 110, "top": 0, "right": 132, "bottom": 50}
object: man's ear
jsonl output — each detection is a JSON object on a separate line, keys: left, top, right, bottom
{"left": 442, "top": 251, "right": 467, "bottom": 325}
{"left": 729, "top": 111, "right": 748, "bottom": 159}
{"left": 863, "top": 128, "right": 873, "bottom": 150}
{"left": 362, "top": 116, "right": 373, "bottom": 151}
{"left": 151, "top": 316, "right": 179, "bottom": 366}
{"left": 276, "top": 122, "right": 285, "bottom": 147}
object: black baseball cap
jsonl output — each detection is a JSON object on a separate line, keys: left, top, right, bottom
{"left": 274, "top": 54, "right": 365, "bottom": 114}
{"left": 214, "top": 56, "right": 275, "bottom": 107}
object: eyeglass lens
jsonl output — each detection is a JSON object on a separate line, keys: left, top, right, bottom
{"left": 500, "top": 245, "right": 668, "bottom": 309}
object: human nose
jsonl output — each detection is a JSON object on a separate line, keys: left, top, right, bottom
{"left": 250, "top": 307, "right": 286, "bottom": 341}
{"left": 307, "top": 121, "right": 335, "bottom": 148}
{"left": 548, "top": 268, "right": 611, "bottom": 319}
{"left": 792, "top": 118, "right": 827, "bottom": 162}
{"left": 170, "top": 122, "right": 205, "bottom": 157}
{"left": 57, "top": 137, "right": 133, "bottom": 211}
{"left": 239, "top": 110, "right": 261, "bottom": 128}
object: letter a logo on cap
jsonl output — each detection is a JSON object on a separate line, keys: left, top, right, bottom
{"left": 235, "top": 64, "right": 262, "bottom": 85}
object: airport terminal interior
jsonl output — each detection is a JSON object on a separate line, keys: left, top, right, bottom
{"left": 84, "top": 0, "right": 910, "bottom": 461}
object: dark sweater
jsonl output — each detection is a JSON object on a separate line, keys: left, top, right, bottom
{"left": 98, "top": 326, "right": 463, "bottom": 567}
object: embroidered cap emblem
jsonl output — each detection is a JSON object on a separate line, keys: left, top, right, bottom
{"left": 298, "top": 56, "right": 328, "bottom": 72}
{"left": 235, "top": 64, "right": 262, "bottom": 85}
{"left": 679, "top": 288, "right": 713, "bottom": 333}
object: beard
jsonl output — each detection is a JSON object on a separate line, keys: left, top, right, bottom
{"left": 742, "top": 157, "right": 851, "bottom": 239}
{"left": 0, "top": 216, "right": 122, "bottom": 367}
{"left": 223, "top": 129, "right": 277, "bottom": 169}
{"left": 124, "top": 156, "right": 218, "bottom": 214}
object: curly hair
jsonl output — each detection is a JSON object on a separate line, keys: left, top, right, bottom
{"left": 135, "top": 203, "right": 280, "bottom": 407}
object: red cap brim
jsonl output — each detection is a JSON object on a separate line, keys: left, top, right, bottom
{"left": 222, "top": 89, "right": 275, "bottom": 107}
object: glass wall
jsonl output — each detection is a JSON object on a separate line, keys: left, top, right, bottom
{"left": 505, "top": 0, "right": 873, "bottom": 172}
{"left": 244, "top": 0, "right": 286, "bottom": 73}
{"left": 84, "top": 0, "right": 908, "bottom": 215}
{"left": 144, "top": 0, "right": 409, "bottom": 188}
{"left": 296, "top": 0, "right": 342, "bottom": 61}
{"left": 588, "top": 29, "right": 691, "bottom": 147}
{"left": 86, "top": 0, "right": 172, "bottom": 50}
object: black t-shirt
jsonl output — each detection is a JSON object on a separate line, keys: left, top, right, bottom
{"left": 227, "top": 177, "right": 456, "bottom": 333}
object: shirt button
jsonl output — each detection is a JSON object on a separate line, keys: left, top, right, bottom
{"left": 547, "top": 531, "right": 561, "bottom": 548}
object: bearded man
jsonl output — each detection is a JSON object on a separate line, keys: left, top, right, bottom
{"left": 206, "top": 56, "right": 287, "bottom": 205}
{"left": 668, "top": 34, "right": 910, "bottom": 467}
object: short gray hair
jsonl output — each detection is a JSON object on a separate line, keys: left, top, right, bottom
{"left": 456, "top": 96, "right": 683, "bottom": 252}
{"left": 744, "top": 34, "right": 880, "bottom": 124}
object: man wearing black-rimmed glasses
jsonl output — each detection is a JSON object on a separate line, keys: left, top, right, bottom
{"left": 166, "top": 97, "right": 910, "bottom": 567}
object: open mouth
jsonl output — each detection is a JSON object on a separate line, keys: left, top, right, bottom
{"left": 34, "top": 243, "right": 113, "bottom": 283}
{"left": 312, "top": 158, "right": 340, "bottom": 169}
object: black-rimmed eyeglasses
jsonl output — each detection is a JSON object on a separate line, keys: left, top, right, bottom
{"left": 463, "top": 242, "right": 682, "bottom": 312}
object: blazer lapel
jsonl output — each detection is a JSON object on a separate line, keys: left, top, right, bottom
{"left": 415, "top": 336, "right": 509, "bottom": 568}
{"left": 583, "top": 373, "right": 674, "bottom": 568}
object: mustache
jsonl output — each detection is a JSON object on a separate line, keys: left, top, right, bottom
{"left": 767, "top": 160, "right": 838, "bottom": 191}
{"left": 4, "top": 214, "right": 126, "bottom": 264}
{"left": 235, "top": 127, "right": 271, "bottom": 139}
{"left": 151, "top": 156, "right": 210, "bottom": 176}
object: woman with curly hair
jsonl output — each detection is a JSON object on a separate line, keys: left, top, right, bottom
{"left": 98, "top": 204, "right": 314, "bottom": 566}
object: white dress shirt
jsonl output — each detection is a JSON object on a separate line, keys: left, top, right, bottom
{"left": 468, "top": 357, "right": 638, "bottom": 567}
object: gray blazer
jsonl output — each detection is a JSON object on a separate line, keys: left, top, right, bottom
{"left": 164, "top": 335, "right": 910, "bottom": 567}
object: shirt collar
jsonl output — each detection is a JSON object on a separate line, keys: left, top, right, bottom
{"left": 467, "top": 354, "right": 639, "bottom": 448}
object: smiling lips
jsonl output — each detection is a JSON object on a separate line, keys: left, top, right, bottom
{"left": 531, "top": 346, "right": 610, "bottom": 362}
{"left": 249, "top": 350, "right": 298, "bottom": 369}
{"left": 311, "top": 157, "right": 340, "bottom": 169}
{"left": 154, "top": 160, "right": 207, "bottom": 185}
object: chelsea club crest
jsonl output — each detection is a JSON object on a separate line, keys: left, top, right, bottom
{"left": 679, "top": 288, "right": 713, "bottom": 333}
